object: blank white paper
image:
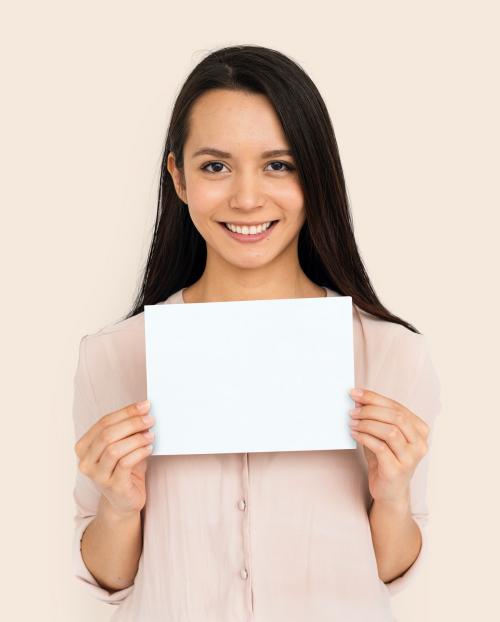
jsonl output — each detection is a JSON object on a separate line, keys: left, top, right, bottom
{"left": 144, "top": 294, "right": 356, "bottom": 455}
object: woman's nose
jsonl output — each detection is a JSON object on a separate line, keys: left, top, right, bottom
{"left": 230, "top": 172, "right": 264, "bottom": 209}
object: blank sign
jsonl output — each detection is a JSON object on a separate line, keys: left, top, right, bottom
{"left": 144, "top": 294, "right": 355, "bottom": 455}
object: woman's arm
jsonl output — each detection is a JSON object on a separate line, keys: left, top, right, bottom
{"left": 80, "top": 494, "right": 143, "bottom": 593}
{"left": 368, "top": 493, "right": 422, "bottom": 583}
{"left": 350, "top": 331, "right": 441, "bottom": 594}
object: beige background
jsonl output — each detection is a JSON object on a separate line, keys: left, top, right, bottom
{"left": 1, "top": 1, "right": 498, "bottom": 620}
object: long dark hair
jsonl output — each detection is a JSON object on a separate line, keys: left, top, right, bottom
{"left": 120, "top": 44, "right": 420, "bottom": 334}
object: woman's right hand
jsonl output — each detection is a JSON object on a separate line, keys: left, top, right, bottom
{"left": 74, "top": 401, "right": 155, "bottom": 518}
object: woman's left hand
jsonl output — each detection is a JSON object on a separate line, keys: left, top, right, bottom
{"left": 348, "top": 388, "right": 430, "bottom": 504}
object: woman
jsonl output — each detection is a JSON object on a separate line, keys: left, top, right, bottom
{"left": 72, "top": 44, "right": 441, "bottom": 621}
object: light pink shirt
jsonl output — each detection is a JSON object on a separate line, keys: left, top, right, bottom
{"left": 71, "top": 287, "right": 441, "bottom": 621}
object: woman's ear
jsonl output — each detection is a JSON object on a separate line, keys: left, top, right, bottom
{"left": 167, "top": 152, "right": 187, "bottom": 204}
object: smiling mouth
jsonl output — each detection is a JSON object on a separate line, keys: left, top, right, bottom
{"left": 218, "top": 219, "right": 280, "bottom": 241}
{"left": 223, "top": 220, "right": 277, "bottom": 230}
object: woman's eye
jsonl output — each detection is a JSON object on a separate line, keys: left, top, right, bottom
{"left": 266, "top": 161, "right": 296, "bottom": 172}
{"left": 202, "top": 161, "right": 227, "bottom": 174}
{"left": 201, "top": 161, "right": 295, "bottom": 174}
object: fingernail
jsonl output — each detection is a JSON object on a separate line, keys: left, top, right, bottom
{"left": 136, "top": 400, "right": 150, "bottom": 413}
{"left": 350, "top": 388, "right": 363, "bottom": 397}
{"left": 349, "top": 407, "right": 361, "bottom": 417}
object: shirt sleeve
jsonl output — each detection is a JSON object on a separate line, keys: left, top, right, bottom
{"left": 374, "top": 330, "right": 442, "bottom": 597}
{"left": 71, "top": 334, "right": 135, "bottom": 605}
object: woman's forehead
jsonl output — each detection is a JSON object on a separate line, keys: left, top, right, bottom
{"left": 186, "top": 91, "right": 288, "bottom": 155}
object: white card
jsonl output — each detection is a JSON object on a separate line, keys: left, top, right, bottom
{"left": 144, "top": 294, "right": 356, "bottom": 455}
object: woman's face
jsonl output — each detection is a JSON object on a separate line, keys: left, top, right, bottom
{"left": 167, "top": 89, "right": 305, "bottom": 272}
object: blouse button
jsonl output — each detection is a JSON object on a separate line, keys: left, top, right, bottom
{"left": 238, "top": 499, "right": 246, "bottom": 511}
{"left": 240, "top": 568, "right": 248, "bottom": 580}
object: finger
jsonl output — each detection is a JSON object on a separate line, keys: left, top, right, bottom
{"left": 350, "top": 405, "right": 419, "bottom": 444}
{"left": 76, "top": 400, "right": 151, "bottom": 458}
{"left": 95, "top": 430, "right": 155, "bottom": 484}
{"left": 85, "top": 408, "right": 154, "bottom": 469}
{"left": 350, "top": 418, "right": 409, "bottom": 463}
{"left": 350, "top": 388, "right": 406, "bottom": 412}
{"left": 351, "top": 429, "right": 399, "bottom": 470}
{"left": 112, "top": 443, "right": 154, "bottom": 486}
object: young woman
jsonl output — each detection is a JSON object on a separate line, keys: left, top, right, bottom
{"left": 72, "top": 45, "right": 441, "bottom": 621}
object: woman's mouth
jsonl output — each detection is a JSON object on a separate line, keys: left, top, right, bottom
{"left": 218, "top": 220, "right": 279, "bottom": 243}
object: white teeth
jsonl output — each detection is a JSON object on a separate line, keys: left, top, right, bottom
{"left": 224, "top": 221, "right": 273, "bottom": 234}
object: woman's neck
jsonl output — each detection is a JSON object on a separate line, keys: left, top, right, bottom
{"left": 182, "top": 276, "right": 327, "bottom": 304}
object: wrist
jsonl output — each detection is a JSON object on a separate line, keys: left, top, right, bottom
{"left": 98, "top": 495, "right": 141, "bottom": 524}
{"left": 370, "top": 492, "right": 411, "bottom": 517}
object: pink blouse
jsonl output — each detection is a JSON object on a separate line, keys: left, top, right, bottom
{"left": 71, "top": 286, "right": 441, "bottom": 621}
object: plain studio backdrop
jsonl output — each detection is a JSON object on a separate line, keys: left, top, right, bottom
{"left": 0, "top": 1, "right": 498, "bottom": 621}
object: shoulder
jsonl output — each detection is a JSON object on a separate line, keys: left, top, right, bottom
{"left": 86, "top": 309, "right": 145, "bottom": 340}
{"left": 353, "top": 304, "right": 440, "bottom": 421}
{"left": 83, "top": 311, "right": 145, "bottom": 354}
{"left": 328, "top": 289, "right": 420, "bottom": 357}
{"left": 77, "top": 312, "right": 147, "bottom": 410}
{"left": 352, "top": 302, "right": 426, "bottom": 366}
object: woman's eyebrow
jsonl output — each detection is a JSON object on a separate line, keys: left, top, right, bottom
{"left": 192, "top": 147, "right": 293, "bottom": 159}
